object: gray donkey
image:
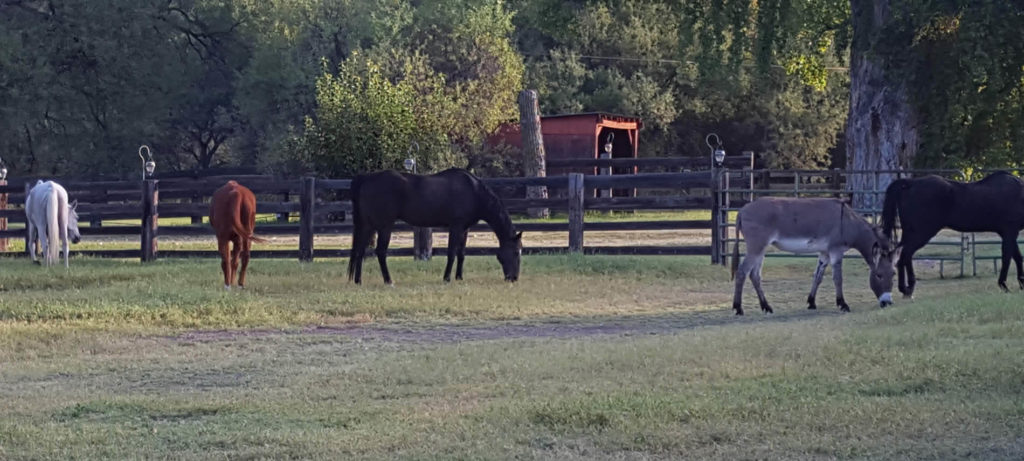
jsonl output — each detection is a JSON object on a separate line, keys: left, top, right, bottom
{"left": 730, "top": 197, "right": 901, "bottom": 315}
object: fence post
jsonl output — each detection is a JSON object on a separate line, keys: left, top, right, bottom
{"left": 413, "top": 227, "right": 433, "bottom": 260}
{"left": 0, "top": 178, "right": 7, "bottom": 251}
{"left": 278, "top": 192, "right": 290, "bottom": 223}
{"left": 24, "top": 182, "right": 31, "bottom": 255}
{"left": 190, "top": 193, "right": 203, "bottom": 225}
{"left": 568, "top": 173, "right": 584, "bottom": 252}
{"left": 299, "top": 177, "right": 315, "bottom": 262}
{"left": 140, "top": 179, "right": 159, "bottom": 262}
{"left": 710, "top": 168, "right": 721, "bottom": 264}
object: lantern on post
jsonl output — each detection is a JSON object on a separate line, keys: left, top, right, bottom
{"left": 138, "top": 145, "right": 156, "bottom": 180}
{"left": 404, "top": 141, "right": 419, "bottom": 174}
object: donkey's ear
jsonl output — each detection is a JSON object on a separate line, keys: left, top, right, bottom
{"left": 871, "top": 242, "right": 881, "bottom": 266}
{"left": 70, "top": 199, "right": 78, "bottom": 210}
{"left": 515, "top": 231, "right": 523, "bottom": 240}
{"left": 892, "top": 244, "right": 903, "bottom": 261}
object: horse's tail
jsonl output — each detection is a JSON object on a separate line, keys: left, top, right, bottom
{"left": 881, "top": 179, "right": 909, "bottom": 240}
{"left": 347, "top": 175, "right": 365, "bottom": 282}
{"left": 730, "top": 214, "right": 741, "bottom": 281}
{"left": 45, "top": 186, "right": 60, "bottom": 266}
{"left": 232, "top": 191, "right": 266, "bottom": 244}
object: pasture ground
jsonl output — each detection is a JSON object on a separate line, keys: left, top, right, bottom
{"left": 1, "top": 254, "right": 1022, "bottom": 459}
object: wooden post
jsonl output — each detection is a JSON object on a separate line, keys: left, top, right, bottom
{"left": 299, "top": 177, "right": 315, "bottom": 262}
{"left": 710, "top": 168, "right": 721, "bottom": 264}
{"left": 191, "top": 193, "right": 203, "bottom": 225}
{"left": 413, "top": 227, "right": 433, "bottom": 260}
{"left": 567, "top": 173, "right": 584, "bottom": 252}
{"left": 140, "top": 180, "right": 159, "bottom": 262}
{"left": 24, "top": 182, "right": 32, "bottom": 255}
{"left": 599, "top": 151, "right": 612, "bottom": 198}
{"left": 0, "top": 179, "right": 7, "bottom": 251}
{"left": 518, "top": 89, "right": 549, "bottom": 218}
{"left": 278, "top": 192, "right": 290, "bottom": 223}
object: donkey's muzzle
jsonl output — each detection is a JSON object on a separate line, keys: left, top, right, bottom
{"left": 71, "top": 236, "right": 81, "bottom": 244}
{"left": 878, "top": 292, "right": 893, "bottom": 308}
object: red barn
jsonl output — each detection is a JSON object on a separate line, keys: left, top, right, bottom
{"left": 488, "top": 112, "right": 643, "bottom": 177}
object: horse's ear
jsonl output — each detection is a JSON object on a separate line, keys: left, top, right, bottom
{"left": 70, "top": 199, "right": 78, "bottom": 210}
{"left": 515, "top": 231, "right": 522, "bottom": 240}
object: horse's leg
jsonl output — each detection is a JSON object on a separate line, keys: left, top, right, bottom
{"left": 997, "top": 231, "right": 1016, "bottom": 292}
{"left": 27, "top": 224, "right": 37, "bottom": 264}
{"left": 353, "top": 229, "right": 372, "bottom": 284}
{"left": 230, "top": 236, "right": 242, "bottom": 286}
{"left": 443, "top": 229, "right": 458, "bottom": 283}
{"left": 61, "top": 230, "right": 69, "bottom": 269}
{"left": 39, "top": 230, "right": 49, "bottom": 267}
{"left": 749, "top": 257, "right": 773, "bottom": 314}
{"left": 1013, "top": 237, "right": 1024, "bottom": 290}
{"left": 806, "top": 252, "right": 829, "bottom": 309}
{"left": 455, "top": 229, "right": 469, "bottom": 281}
{"left": 376, "top": 228, "right": 394, "bottom": 285}
{"left": 217, "top": 238, "right": 232, "bottom": 290}
{"left": 896, "top": 233, "right": 929, "bottom": 299}
{"left": 830, "top": 251, "right": 850, "bottom": 312}
{"left": 238, "top": 238, "right": 252, "bottom": 288}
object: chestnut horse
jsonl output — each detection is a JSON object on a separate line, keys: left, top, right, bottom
{"left": 209, "top": 181, "right": 265, "bottom": 290}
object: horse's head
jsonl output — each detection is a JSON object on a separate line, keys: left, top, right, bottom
{"left": 496, "top": 231, "right": 523, "bottom": 282}
{"left": 67, "top": 199, "right": 81, "bottom": 244}
{"left": 868, "top": 230, "right": 901, "bottom": 307}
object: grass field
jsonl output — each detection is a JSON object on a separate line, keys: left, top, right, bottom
{"left": 1, "top": 254, "right": 1022, "bottom": 459}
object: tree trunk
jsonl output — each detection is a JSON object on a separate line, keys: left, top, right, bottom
{"left": 846, "top": 0, "right": 918, "bottom": 211}
{"left": 518, "top": 89, "right": 549, "bottom": 218}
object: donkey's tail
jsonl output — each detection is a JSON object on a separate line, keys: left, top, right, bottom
{"left": 45, "top": 187, "right": 60, "bottom": 266}
{"left": 347, "top": 175, "right": 365, "bottom": 282}
{"left": 881, "top": 179, "right": 909, "bottom": 240}
{"left": 730, "top": 214, "right": 741, "bottom": 281}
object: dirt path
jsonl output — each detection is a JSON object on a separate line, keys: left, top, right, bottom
{"left": 173, "top": 307, "right": 844, "bottom": 345}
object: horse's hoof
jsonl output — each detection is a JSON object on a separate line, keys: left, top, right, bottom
{"left": 761, "top": 304, "right": 774, "bottom": 314}
{"left": 839, "top": 305, "right": 851, "bottom": 313}
{"left": 224, "top": 285, "right": 231, "bottom": 291}
{"left": 999, "top": 282, "right": 1009, "bottom": 292}
{"left": 902, "top": 293, "right": 913, "bottom": 300}
{"left": 807, "top": 302, "right": 817, "bottom": 310}
{"left": 735, "top": 310, "right": 744, "bottom": 316}
{"left": 733, "top": 303, "right": 744, "bottom": 316}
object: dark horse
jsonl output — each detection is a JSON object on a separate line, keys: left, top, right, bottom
{"left": 347, "top": 168, "right": 523, "bottom": 285}
{"left": 882, "top": 171, "right": 1024, "bottom": 296}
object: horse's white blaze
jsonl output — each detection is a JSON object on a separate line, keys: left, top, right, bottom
{"left": 772, "top": 237, "right": 830, "bottom": 253}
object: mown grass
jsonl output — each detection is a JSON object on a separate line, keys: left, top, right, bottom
{"left": 0, "top": 254, "right": 1021, "bottom": 459}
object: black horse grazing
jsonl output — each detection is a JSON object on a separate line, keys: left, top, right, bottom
{"left": 882, "top": 171, "right": 1024, "bottom": 296}
{"left": 347, "top": 168, "right": 523, "bottom": 285}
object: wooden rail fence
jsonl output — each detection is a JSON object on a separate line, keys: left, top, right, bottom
{"left": 0, "top": 172, "right": 716, "bottom": 261}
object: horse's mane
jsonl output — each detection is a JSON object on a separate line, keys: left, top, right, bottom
{"left": 477, "top": 179, "right": 516, "bottom": 241}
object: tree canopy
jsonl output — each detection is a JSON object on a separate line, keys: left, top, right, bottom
{"left": 1, "top": 0, "right": 1021, "bottom": 177}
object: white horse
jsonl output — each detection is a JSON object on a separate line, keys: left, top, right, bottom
{"left": 25, "top": 180, "right": 81, "bottom": 267}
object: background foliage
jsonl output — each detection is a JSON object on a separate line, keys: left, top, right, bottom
{"left": 1, "top": 0, "right": 1021, "bottom": 177}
